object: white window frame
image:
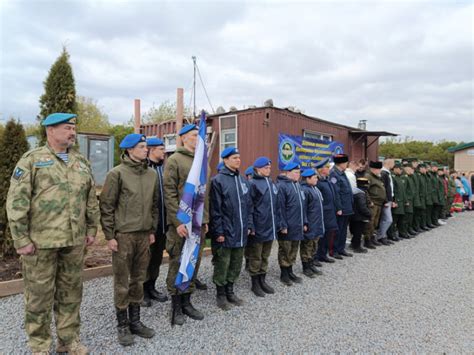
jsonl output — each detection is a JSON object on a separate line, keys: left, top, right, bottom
{"left": 219, "top": 114, "right": 238, "bottom": 156}
{"left": 303, "top": 129, "right": 333, "bottom": 142}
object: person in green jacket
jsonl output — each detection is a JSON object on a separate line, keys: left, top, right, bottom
{"left": 422, "top": 163, "right": 436, "bottom": 229}
{"left": 436, "top": 166, "right": 448, "bottom": 223}
{"left": 363, "top": 161, "right": 386, "bottom": 248}
{"left": 390, "top": 163, "right": 408, "bottom": 239}
{"left": 428, "top": 162, "right": 441, "bottom": 227}
{"left": 163, "top": 124, "right": 210, "bottom": 325}
{"left": 403, "top": 162, "right": 418, "bottom": 236}
{"left": 6, "top": 113, "right": 100, "bottom": 354}
{"left": 411, "top": 160, "right": 423, "bottom": 232}
{"left": 445, "top": 168, "right": 456, "bottom": 218}
{"left": 100, "top": 133, "right": 158, "bottom": 346}
{"left": 417, "top": 163, "right": 430, "bottom": 231}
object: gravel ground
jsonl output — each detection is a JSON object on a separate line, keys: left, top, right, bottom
{"left": 1, "top": 212, "right": 473, "bottom": 353}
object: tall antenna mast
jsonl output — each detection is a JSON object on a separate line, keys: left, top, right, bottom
{"left": 192, "top": 56, "right": 197, "bottom": 118}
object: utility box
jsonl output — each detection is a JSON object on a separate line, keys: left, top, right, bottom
{"left": 77, "top": 133, "right": 114, "bottom": 186}
{"left": 26, "top": 133, "right": 114, "bottom": 186}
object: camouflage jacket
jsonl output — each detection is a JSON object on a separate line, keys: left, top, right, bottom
{"left": 365, "top": 171, "right": 387, "bottom": 206}
{"left": 100, "top": 154, "right": 159, "bottom": 240}
{"left": 6, "top": 144, "right": 100, "bottom": 249}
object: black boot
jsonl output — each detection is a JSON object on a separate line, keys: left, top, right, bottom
{"left": 319, "top": 255, "right": 336, "bottom": 263}
{"left": 312, "top": 259, "right": 323, "bottom": 267}
{"left": 364, "top": 239, "right": 376, "bottom": 249}
{"left": 194, "top": 278, "right": 208, "bottom": 290}
{"left": 372, "top": 237, "right": 382, "bottom": 246}
{"left": 251, "top": 275, "right": 266, "bottom": 297}
{"left": 116, "top": 308, "right": 134, "bottom": 346}
{"left": 225, "top": 283, "right": 243, "bottom": 306}
{"left": 259, "top": 274, "right": 275, "bottom": 294}
{"left": 288, "top": 265, "right": 303, "bottom": 283}
{"left": 141, "top": 287, "right": 152, "bottom": 307}
{"left": 308, "top": 260, "right": 323, "bottom": 275}
{"left": 181, "top": 294, "right": 204, "bottom": 320}
{"left": 128, "top": 303, "right": 155, "bottom": 338}
{"left": 280, "top": 267, "right": 293, "bottom": 286}
{"left": 170, "top": 295, "right": 185, "bottom": 326}
{"left": 302, "top": 261, "right": 317, "bottom": 278}
{"left": 144, "top": 279, "right": 168, "bottom": 303}
{"left": 216, "top": 285, "right": 232, "bottom": 310}
{"left": 353, "top": 246, "right": 368, "bottom": 253}
{"left": 339, "top": 250, "right": 353, "bottom": 257}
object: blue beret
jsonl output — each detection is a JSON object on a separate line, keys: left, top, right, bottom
{"left": 119, "top": 134, "right": 146, "bottom": 149}
{"left": 254, "top": 156, "right": 271, "bottom": 168}
{"left": 42, "top": 113, "right": 77, "bottom": 126}
{"left": 245, "top": 166, "right": 254, "bottom": 176}
{"left": 146, "top": 137, "right": 164, "bottom": 146}
{"left": 221, "top": 147, "right": 239, "bottom": 159}
{"left": 314, "top": 157, "right": 331, "bottom": 169}
{"left": 179, "top": 124, "right": 198, "bottom": 136}
{"left": 216, "top": 161, "right": 224, "bottom": 171}
{"left": 282, "top": 162, "right": 300, "bottom": 171}
{"left": 301, "top": 169, "right": 316, "bottom": 178}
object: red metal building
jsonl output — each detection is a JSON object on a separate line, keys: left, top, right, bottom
{"left": 141, "top": 106, "right": 396, "bottom": 178}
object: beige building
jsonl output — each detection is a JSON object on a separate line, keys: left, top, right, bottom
{"left": 448, "top": 142, "right": 474, "bottom": 179}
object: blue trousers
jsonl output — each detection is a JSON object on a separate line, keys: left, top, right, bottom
{"left": 315, "top": 229, "right": 337, "bottom": 260}
{"left": 335, "top": 215, "right": 350, "bottom": 253}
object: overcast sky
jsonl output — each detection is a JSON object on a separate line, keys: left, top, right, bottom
{"left": 1, "top": 0, "right": 473, "bottom": 141}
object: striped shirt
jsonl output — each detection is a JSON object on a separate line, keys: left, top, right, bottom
{"left": 56, "top": 153, "right": 69, "bottom": 164}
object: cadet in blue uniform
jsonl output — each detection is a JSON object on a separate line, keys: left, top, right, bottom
{"left": 315, "top": 158, "right": 338, "bottom": 263}
{"left": 247, "top": 157, "right": 280, "bottom": 297}
{"left": 300, "top": 169, "right": 324, "bottom": 277}
{"left": 210, "top": 147, "right": 251, "bottom": 310}
{"left": 245, "top": 165, "right": 254, "bottom": 180}
{"left": 329, "top": 154, "right": 354, "bottom": 258}
{"left": 276, "top": 163, "right": 308, "bottom": 286}
{"left": 142, "top": 137, "right": 168, "bottom": 306}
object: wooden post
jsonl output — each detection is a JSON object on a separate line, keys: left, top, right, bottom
{"left": 134, "top": 99, "right": 141, "bottom": 133}
{"left": 176, "top": 88, "right": 184, "bottom": 147}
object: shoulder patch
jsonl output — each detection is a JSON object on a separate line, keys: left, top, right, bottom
{"left": 12, "top": 167, "right": 25, "bottom": 181}
{"left": 330, "top": 177, "right": 338, "bottom": 184}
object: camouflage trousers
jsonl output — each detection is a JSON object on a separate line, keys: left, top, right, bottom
{"left": 278, "top": 240, "right": 300, "bottom": 267}
{"left": 166, "top": 226, "right": 205, "bottom": 295}
{"left": 300, "top": 238, "right": 319, "bottom": 263}
{"left": 112, "top": 232, "right": 150, "bottom": 310}
{"left": 212, "top": 246, "right": 244, "bottom": 286}
{"left": 22, "top": 244, "right": 85, "bottom": 352}
{"left": 245, "top": 240, "right": 273, "bottom": 276}
{"left": 363, "top": 204, "right": 382, "bottom": 241}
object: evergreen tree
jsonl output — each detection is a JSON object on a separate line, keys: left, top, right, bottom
{"left": 0, "top": 119, "right": 29, "bottom": 259}
{"left": 37, "top": 47, "right": 77, "bottom": 143}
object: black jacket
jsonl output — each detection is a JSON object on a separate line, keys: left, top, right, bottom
{"left": 352, "top": 188, "right": 372, "bottom": 222}
{"left": 381, "top": 169, "right": 393, "bottom": 202}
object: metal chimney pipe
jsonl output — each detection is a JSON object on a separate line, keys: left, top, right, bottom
{"left": 134, "top": 99, "right": 141, "bottom": 133}
{"left": 176, "top": 88, "right": 184, "bottom": 147}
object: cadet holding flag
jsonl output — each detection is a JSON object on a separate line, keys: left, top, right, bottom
{"left": 300, "top": 169, "right": 324, "bottom": 277}
{"left": 100, "top": 133, "right": 158, "bottom": 346}
{"left": 246, "top": 157, "right": 280, "bottom": 297}
{"left": 276, "top": 163, "right": 308, "bottom": 286}
{"left": 6, "top": 113, "right": 100, "bottom": 354}
{"left": 164, "top": 119, "right": 209, "bottom": 326}
{"left": 210, "top": 147, "right": 250, "bottom": 310}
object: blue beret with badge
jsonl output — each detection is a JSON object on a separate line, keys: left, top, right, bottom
{"left": 178, "top": 124, "right": 198, "bottom": 136}
{"left": 245, "top": 166, "right": 254, "bottom": 176}
{"left": 146, "top": 137, "right": 164, "bottom": 146}
{"left": 314, "top": 157, "right": 331, "bottom": 169}
{"left": 119, "top": 134, "right": 147, "bottom": 149}
{"left": 254, "top": 156, "right": 271, "bottom": 168}
{"left": 301, "top": 169, "right": 316, "bottom": 178}
{"left": 41, "top": 113, "right": 77, "bottom": 127}
{"left": 282, "top": 162, "right": 300, "bottom": 171}
{"left": 221, "top": 147, "right": 239, "bottom": 159}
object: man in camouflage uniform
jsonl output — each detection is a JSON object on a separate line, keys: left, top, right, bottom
{"left": 164, "top": 124, "right": 209, "bottom": 325}
{"left": 6, "top": 113, "right": 100, "bottom": 355}
{"left": 363, "top": 161, "right": 386, "bottom": 248}
{"left": 100, "top": 133, "right": 158, "bottom": 346}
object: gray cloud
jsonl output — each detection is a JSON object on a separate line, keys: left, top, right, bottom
{"left": 1, "top": 0, "right": 472, "bottom": 141}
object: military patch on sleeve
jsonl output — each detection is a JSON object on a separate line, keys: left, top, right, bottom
{"left": 12, "top": 167, "right": 25, "bottom": 181}
{"left": 330, "top": 177, "right": 338, "bottom": 184}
